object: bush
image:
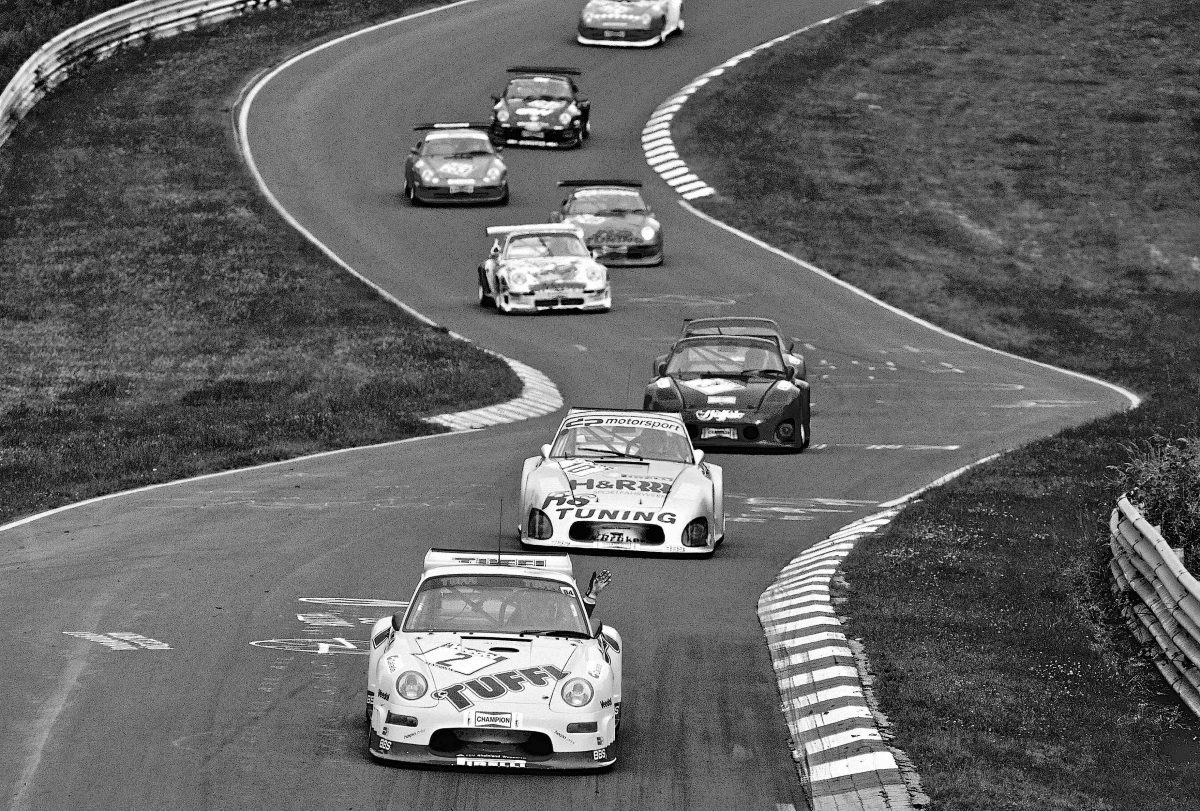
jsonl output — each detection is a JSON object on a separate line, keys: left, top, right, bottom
{"left": 1113, "top": 435, "right": 1200, "bottom": 562}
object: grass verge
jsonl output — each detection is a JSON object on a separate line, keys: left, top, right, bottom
{"left": 674, "top": 0, "right": 1200, "bottom": 808}
{"left": 0, "top": 0, "right": 521, "bottom": 525}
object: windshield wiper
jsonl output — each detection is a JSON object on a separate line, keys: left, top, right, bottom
{"left": 519, "top": 629, "right": 592, "bottom": 639}
{"left": 576, "top": 449, "right": 644, "bottom": 460}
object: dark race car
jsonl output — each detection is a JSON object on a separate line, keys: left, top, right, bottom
{"left": 490, "top": 67, "right": 590, "bottom": 148}
{"left": 549, "top": 180, "right": 663, "bottom": 267}
{"left": 653, "top": 316, "right": 806, "bottom": 379}
{"left": 403, "top": 123, "right": 509, "bottom": 205}
{"left": 644, "top": 335, "right": 811, "bottom": 451}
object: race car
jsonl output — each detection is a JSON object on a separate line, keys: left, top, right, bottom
{"left": 644, "top": 335, "right": 811, "bottom": 450}
{"left": 549, "top": 180, "right": 663, "bottom": 266}
{"left": 367, "top": 548, "right": 622, "bottom": 770}
{"left": 489, "top": 67, "right": 590, "bottom": 148}
{"left": 403, "top": 123, "right": 509, "bottom": 205}
{"left": 577, "top": 0, "right": 684, "bottom": 46}
{"left": 477, "top": 223, "right": 611, "bottom": 314}
{"left": 519, "top": 408, "right": 724, "bottom": 555}
{"left": 653, "top": 316, "right": 806, "bottom": 379}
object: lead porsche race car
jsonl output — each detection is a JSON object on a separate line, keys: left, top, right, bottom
{"left": 644, "top": 335, "right": 811, "bottom": 450}
{"left": 549, "top": 180, "right": 663, "bottom": 266}
{"left": 519, "top": 409, "right": 724, "bottom": 555}
{"left": 477, "top": 223, "right": 611, "bottom": 314}
{"left": 654, "top": 316, "right": 806, "bottom": 379}
{"left": 403, "top": 123, "right": 509, "bottom": 205}
{"left": 577, "top": 0, "right": 684, "bottom": 46}
{"left": 490, "top": 67, "right": 590, "bottom": 148}
{"left": 367, "top": 548, "right": 621, "bottom": 769}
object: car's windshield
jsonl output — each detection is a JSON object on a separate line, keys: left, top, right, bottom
{"left": 566, "top": 189, "right": 647, "bottom": 216}
{"left": 504, "top": 234, "right": 589, "bottom": 259}
{"left": 551, "top": 422, "right": 692, "bottom": 464}
{"left": 420, "top": 135, "right": 494, "bottom": 157}
{"left": 665, "top": 338, "right": 787, "bottom": 378}
{"left": 506, "top": 76, "right": 573, "bottom": 99}
{"left": 404, "top": 574, "right": 590, "bottom": 635}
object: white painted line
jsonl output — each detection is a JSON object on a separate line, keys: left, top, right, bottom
{"left": 785, "top": 684, "right": 864, "bottom": 708}
{"left": 780, "top": 664, "right": 859, "bottom": 690}
{"left": 803, "top": 727, "right": 883, "bottom": 755}
{"left": 796, "top": 704, "right": 876, "bottom": 732}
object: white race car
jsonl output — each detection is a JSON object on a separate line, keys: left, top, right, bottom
{"left": 477, "top": 223, "right": 611, "bottom": 314}
{"left": 577, "top": 0, "right": 684, "bottom": 47}
{"left": 367, "top": 548, "right": 622, "bottom": 770}
{"left": 519, "top": 409, "right": 724, "bottom": 555}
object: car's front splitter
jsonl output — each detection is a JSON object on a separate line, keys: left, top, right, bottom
{"left": 577, "top": 25, "right": 662, "bottom": 46}
{"left": 413, "top": 184, "right": 508, "bottom": 204}
{"left": 490, "top": 126, "right": 582, "bottom": 148}
{"left": 369, "top": 728, "right": 616, "bottom": 770}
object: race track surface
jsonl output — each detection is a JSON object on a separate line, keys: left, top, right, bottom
{"left": 1, "top": 1, "right": 1133, "bottom": 809}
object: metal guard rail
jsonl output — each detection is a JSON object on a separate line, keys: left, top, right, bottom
{"left": 1, "top": 0, "right": 288, "bottom": 149}
{"left": 1109, "top": 495, "right": 1200, "bottom": 718}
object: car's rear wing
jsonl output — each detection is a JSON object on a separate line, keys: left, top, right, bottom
{"left": 413, "top": 121, "right": 492, "bottom": 131}
{"left": 485, "top": 223, "right": 584, "bottom": 237}
{"left": 506, "top": 65, "right": 580, "bottom": 76}
{"left": 558, "top": 179, "right": 642, "bottom": 188}
{"left": 423, "top": 547, "right": 574, "bottom": 576}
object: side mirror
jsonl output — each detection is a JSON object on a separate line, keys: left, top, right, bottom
{"left": 693, "top": 449, "right": 705, "bottom": 465}
{"left": 490, "top": 246, "right": 502, "bottom": 258}
{"left": 786, "top": 366, "right": 796, "bottom": 381}
{"left": 409, "top": 147, "right": 419, "bottom": 155}
{"left": 789, "top": 338, "right": 800, "bottom": 352}
{"left": 491, "top": 94, "right": 500, "bottom": 102}
{"left": 591, "top": 250, "right": 602, "bottom": 260}
{"left": 540, "top": 443, "right": 552, "bottom": 459}
{"left": 390, "top": 613, "right": 402, "bottom": 632}
{"left": 656, "top": 360, "right": 668, "bottom": 376}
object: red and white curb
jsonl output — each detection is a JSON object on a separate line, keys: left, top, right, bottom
{"left": 641, "top": 1, "right": 889, "bottom": 201}
{"left": 425, "top": 354, "right": 563, "bottom": 431}
{"left": 759, "top": 508, "right": 917, "bottom": 809}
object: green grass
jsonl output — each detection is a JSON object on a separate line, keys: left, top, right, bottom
{"left": 0, "top": 0, "right": 521, "bottom": 524}
{"left": 674, "top": 0, "right": 1200, "bottom": 807}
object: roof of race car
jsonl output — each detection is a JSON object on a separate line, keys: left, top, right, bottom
{"left": 422, "top": 548, "right": 575, "bottom": 579}
{"left": 422, "top": 129, "right": 491, "bottom": 141}
{"left": 413, "top": 122, "right": 492, "bottom": 132}
{"left": 486, "top": 223, "right": 585, "bottom": 238}
{"left": 561, "top": 408, "right": 687, "bottom": 430}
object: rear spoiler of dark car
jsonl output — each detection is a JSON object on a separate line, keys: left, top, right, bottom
{"left": 558, "top": 179, "right": 642, "bottom": 188}
{"left": 507, "top": 65, "right": 581, "bottom": 76}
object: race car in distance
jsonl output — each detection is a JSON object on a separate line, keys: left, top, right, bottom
{"left": 577, "top": 0, "right": 684, "bottom": 46}
{"left": 478, "top": 223, "right": 611, "bottom": 314}
{"left": 367, "top": 548, "right": 621, "bottom": 769}
{"left": 403, "top": 123, "right": 508, "bottom": 205}
{"left": 653, "top": 316, "right": 807, "bottom": 379}
{"left": 519, "top": 408, "right": 724, "bottom": 555}
{"left": 490, "top": 67, "right": 590, "bottom": 148}
{"left": 549, "top": 180, "right": 663, "bottom": 266}
{"left": 644, "top": 335, "right": 811, "bottom": 450}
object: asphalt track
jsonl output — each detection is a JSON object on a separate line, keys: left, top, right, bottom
{"left": 1, "top": 1, "right": 1136, "bottom": 809}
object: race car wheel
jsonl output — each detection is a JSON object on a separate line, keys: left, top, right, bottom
{"left": 405, "top": 181, "right": 421, "bottom": 207}
{"left": 497, "top": 283, "right": 514, "bottom": 314}
{"left": 799, "top": 422, "right": 811, "bottom": 451}
{"left": 477, "top": 271, "right": 494, "bottom": 308}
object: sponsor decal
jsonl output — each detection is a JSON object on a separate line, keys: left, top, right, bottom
{"left": 600, "top": 698, "right": 612, "bottom": 708}
{"left": 378, "top": 690, "right": 391, "bottom": 701}
{"left": 593, "top": 748, "right": 608, "bottom": 761}
{"left": 445, "top": 554, "right": 547, "bottom": 567}
{"left": 432, "top": 664, "right": 568, "bottom": 711}
{"left": 457, "top": 756, "right": 527, "bottom": 768}
{"left": 474, "top": 710, "right": 513, "bottom": 728}
{"left": 419, "top": 642, "right": 508, "bottom": 676}
{"left": 707, "top": 395, "right": 737, "bottom": 404}
{"left": 567, "top": 478, "right": 671, "bottom": 494}
{"left": 377, "top": 738, "right": 391, "bottom": 752}
{"left": 543, "top": 492, "right": 597, "bottom": 509}
{"left": 562, "top": 414, "right": 685, "bottom": 434}
{"left": 551, "top": 507, "right": 676, "bottom": 524}
{"left": 558, "top": 459, "right": 611, "bottom": 477}
{"left": 681, "top": 378, "right": 745, "bottom": 395}
{"left": 695, "top": 409, "right": 745, "bottom": 422}
{"left": 438, "top": 161, "right": 474, "bottom": 177}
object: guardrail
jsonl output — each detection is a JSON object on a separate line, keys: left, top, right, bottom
{"left": 0, "top": 0, "right": 287, "bottom": 150}
{"left": 1109, "top": 495, "right": 1200, "bottom": 718}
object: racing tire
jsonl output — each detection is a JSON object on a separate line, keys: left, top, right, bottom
{"left": 405, "top": 181, "right": 421, "bottom": 207}
{"left": 497, "top": 284, "right": 514, "bottom": 315}
{"left": 477, "top": 271, "right": 494, "bottom": 308}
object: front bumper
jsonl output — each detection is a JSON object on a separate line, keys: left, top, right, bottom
{"left": 501, "top": 287, "right": 611, "bottom": 313}
{"left": 412, "top": 181, "right": 507, "bottom": 205}
{"left": 590, "top": 241, "right": 663, "bottom": 267}
{"left": 521, "top": 509, "right": 718, "bottom": 555}
{"left": 490, "top": 122, "right": 582, "bottom": 148}
{"left": 683, "top": 410, "right": 803, "bottom": 449}
{"left": 577, "top": 24, "right": 662, "bottom": 46}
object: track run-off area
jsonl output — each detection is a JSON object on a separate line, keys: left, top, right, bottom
{"left": 1, "top": 0, "right": 1136, "bottom": 809}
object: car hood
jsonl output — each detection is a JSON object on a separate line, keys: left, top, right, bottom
{"left": 532, "top": 457, "right": 693, "bottom": 510}
{"left": 499, "top": 257, "right": 601, "bottom": 288}
{"left": 563, "top": 212, "right": 652, "bottom": 244}
{"left": 582, "top": 0, "right": 667, "bottom": 25}
{"left": 392, "top": 633, "right": 583, "bottom": 709}
{"left": 497, "top": 97, "right": 575, "bottom": 123}
{"left": 422, "top": 155, "right": 498, "bottom": 180}
{"left": 675, "top": 376, "right": 792, "bottom": 411}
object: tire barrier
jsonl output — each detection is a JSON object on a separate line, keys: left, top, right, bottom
{"left": 1109, "top": 496, "right": 1200, "bottom": 719}
{"left": 0, "top": 0, "right": 288, "bottom": 150}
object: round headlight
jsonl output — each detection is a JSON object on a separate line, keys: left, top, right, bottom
{"left": 586, "top": 266, "right": 605, "bottom": 282}
{"left": 508, "top": 269, "right": 530, "bottom": 286}
{"left": 560, "top": 677, "right": 594, "bottom": 707}
{"left": 640, "top": 225, "right": 657, "bottom": 241}
{"left": 637, "top": 13, "right": 652, "bottom": 25}
{"left": 558, "top": 112, "right": 573, "bottom": 125}
{"left": 396, "top": 671, "right": 428, "bottom": 700}
{"left": 484, "top": 160, "right": 504, "bottom": 183}
{"left": 496, "top": 109, "right": 510, "bottom": 123}
{"left": 682, "top": 518, "right": 709, "bottom": 547}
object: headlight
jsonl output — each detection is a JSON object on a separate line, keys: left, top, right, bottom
{"left": 527, "top": 508, "right": 553, "bottom": 540}
{"left": 484, "top": 161, "right": 504, "bottom": 183}
{"left": 585, "top": 266, "right": 605, "bottom": 283}
{"left": 508, "top": 269, "right": 530, "bottom": 286}
{"left": 560, "top": 677, "right": 594, "bottom": 707}
{"left": 649, "top": 379, "right": 682, "bottom": 410}
{"left": 637, "top": 13, "right": 652, "bottom": 25}
{"left": 682, "top": 518, "right": 709, "bottom": 547}
{"left": 558, "top": 112, "right": 573, "bottom": 125}
{"left": 496, "top": 109, "right": 510, "bottom": 123}
{"left": 414, "top": 161, "right": 437, "bottom": 184}
{"left": 395, "top": 671, "right": 428, "bottom": 700}
{"left": 640, "top": 225, "right": 657, "bottom": 241}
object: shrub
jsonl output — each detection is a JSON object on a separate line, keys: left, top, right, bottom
{"left": 1112, "top": 435, "right": 1200, "bottom": 562}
